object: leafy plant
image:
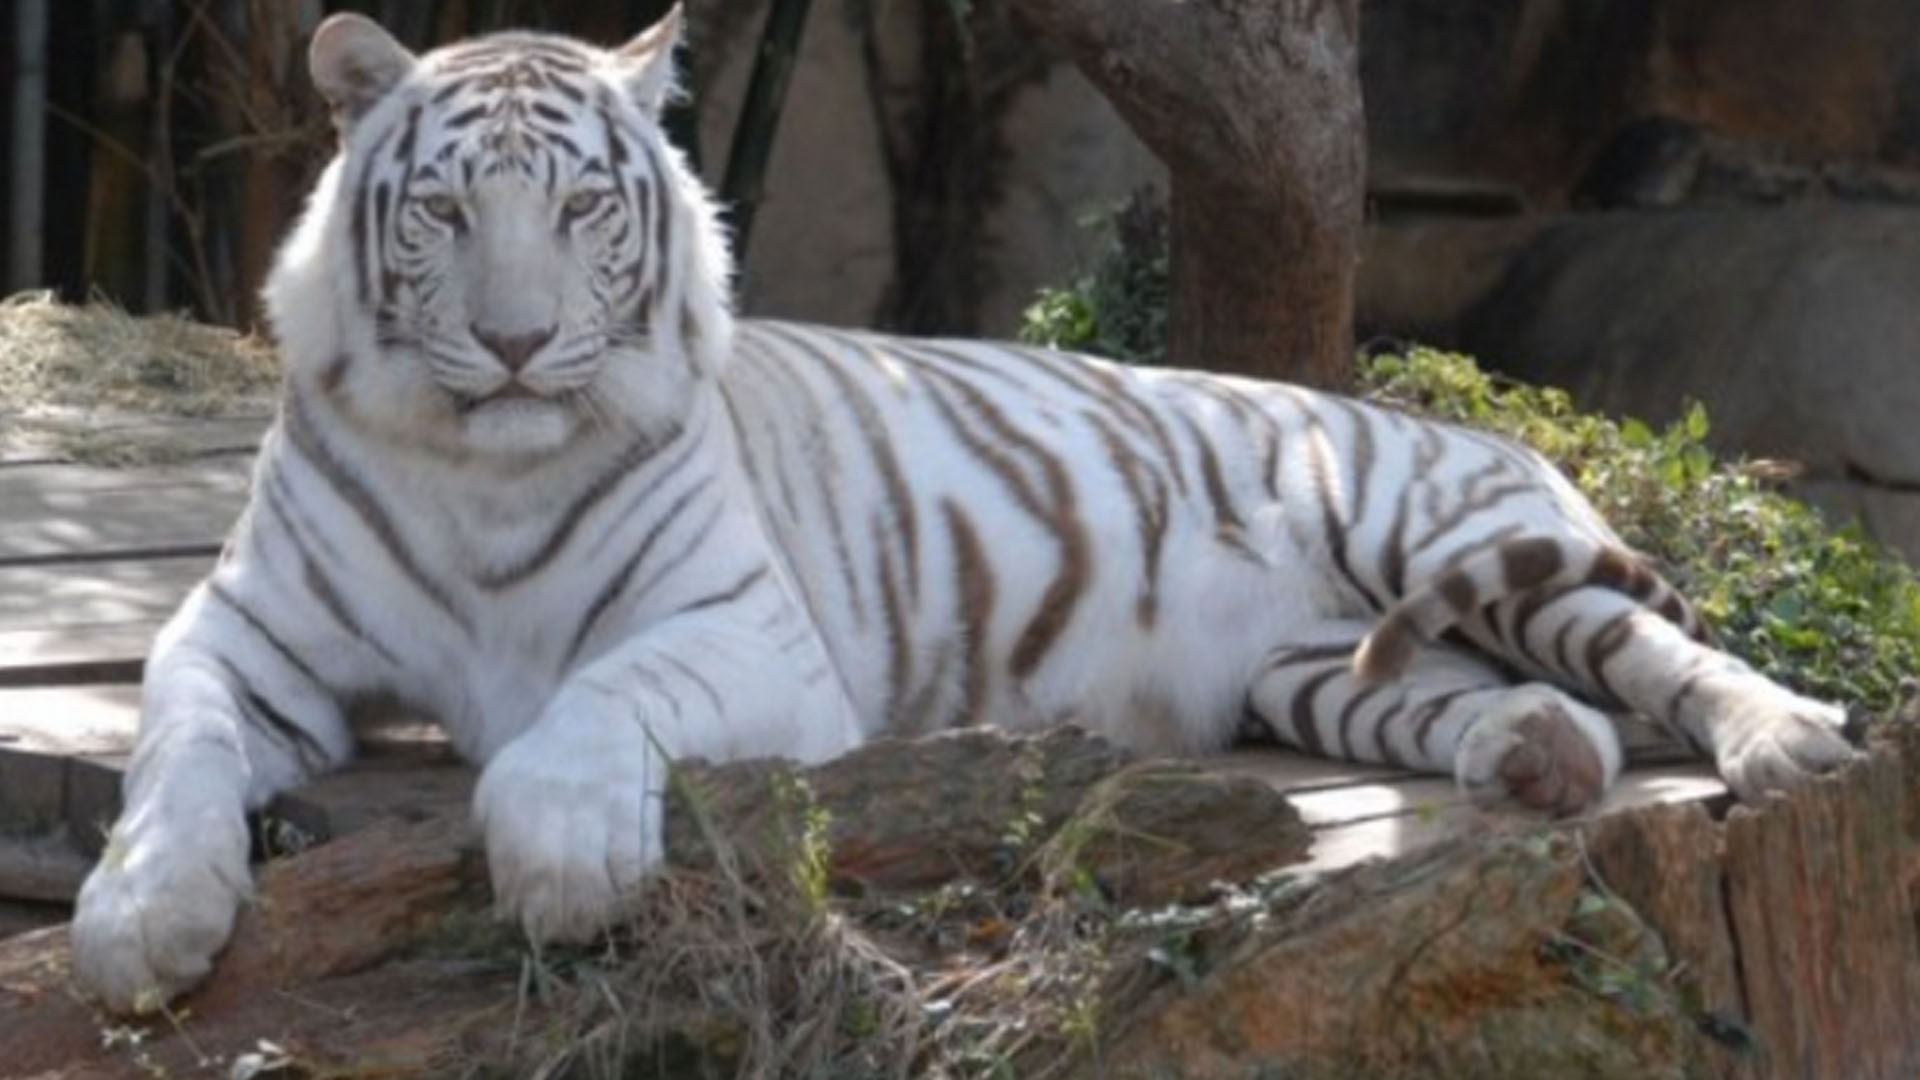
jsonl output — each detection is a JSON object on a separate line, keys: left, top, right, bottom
{"left": 1364, "top": 347, "right": 1920, "bottom": 715}
{"left": 1019, "top": 193, "right": 1169, "bottom": 365}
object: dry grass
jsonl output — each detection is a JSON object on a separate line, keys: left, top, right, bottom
{"left": 0, "top": 291, "right": 278, "bottom": 464}
{"left": 496, "top": 877, "right": 1122, "bottom": 1080}
{"left": 489, "top": 776, "right": 1130, "bottom": 1080}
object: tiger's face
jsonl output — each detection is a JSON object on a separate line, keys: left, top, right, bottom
{"left": 273, "top": 10, "right": 724, "bottom": 462}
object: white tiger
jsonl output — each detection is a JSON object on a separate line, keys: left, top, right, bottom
{"left": 71, "top": 8, "right": 1858, "bottom": 1012}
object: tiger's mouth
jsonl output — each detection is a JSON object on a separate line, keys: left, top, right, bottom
{"left": 455, "top": 382, "right": 546, "bottom": 413}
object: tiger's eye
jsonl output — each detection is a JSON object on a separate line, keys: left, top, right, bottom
{"left": 420, "top": 194, "right": 462, "bottom": 223}
{"left": 563, "top": 189, "right": 604, "bottom": 217}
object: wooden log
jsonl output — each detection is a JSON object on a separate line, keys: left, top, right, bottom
{"left": 665, "top": 726, "right": 1313, "bottom": 902}
{"left": 0, "top": 829, "right": 93, "bottom": 903}
{"left": 0, "top": 727, "right": 1312, "bottom": 1075}
{"left": 6, "top": 729, "right": 1912, "bottom": 1078}
{"left": 0, "top": 812, "right": 509, "bottom": 1079}
{"left": 1721, "top": 748, "right": 1920, "bottom": 1080}
{"left": 1584, "top": 800, "right": 1752, "bottom": 1080}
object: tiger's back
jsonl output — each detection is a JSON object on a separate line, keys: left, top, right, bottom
{"left": 725, "top": 320, "right": 1626, "bottom": 754}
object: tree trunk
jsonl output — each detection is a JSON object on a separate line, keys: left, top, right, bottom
{"left": 1005, "top": 0, "right": 1365, "bottom": 389}
{"left": 8, "top": 0, "right": 49, "bottom": 293}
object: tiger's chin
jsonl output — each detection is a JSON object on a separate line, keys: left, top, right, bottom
{"left": 457, "top": 395, "right": 581, "bottom": 457}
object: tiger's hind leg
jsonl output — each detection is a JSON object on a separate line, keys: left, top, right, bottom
{"left": 1460, "top": 586, "right": 1859, "bottom": 801}
{"left": 1245, "top": 624, "right": 1622, "bottom": 816}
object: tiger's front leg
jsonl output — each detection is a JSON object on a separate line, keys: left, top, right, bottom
{"left": 472, "top": 593, "right": 861, "bottom": 943}
{"left": 71, "top": 585, "right": 354, "bottom": 1013}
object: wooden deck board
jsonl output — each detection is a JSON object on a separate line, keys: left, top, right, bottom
{"left": 0, "top": 559, "right": 212, "bottom": 630}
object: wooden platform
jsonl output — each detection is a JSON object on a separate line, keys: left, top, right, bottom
{"left": 0, "top": 424, "right": 1731, "bottom": 935}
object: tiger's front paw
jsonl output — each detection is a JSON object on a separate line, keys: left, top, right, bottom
{"left": 1456, "top": 685, "right": 1620, "bottom": 817}
{"left": 1711, "top": 687, "right": 1860, "bottom": 801}
{"left": 69, "top": 806, "right": 252, "bottom": 1014}
{"left": 473, "top": 698, "right": 666, "bottom": 943}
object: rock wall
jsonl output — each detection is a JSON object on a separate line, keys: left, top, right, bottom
{"left": 1454, "top": 206, "right": 1920, "bottom": 563}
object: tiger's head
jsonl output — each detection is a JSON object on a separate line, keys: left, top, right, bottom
{"left": 264, "top": 8, "right": 731, "bottom": 461}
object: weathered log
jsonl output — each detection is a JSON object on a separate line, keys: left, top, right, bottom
{"left": 1721, "top": 747, "right": 1920, "bottom": 1080}
{"left": 1086, "top": 833, "right": 1702, "bottom": 1079}
{"left": 1081, "top": 742, "right": 1920, "bottom": 1080}
{"left": 0, "top": 727, "right": 1313, "bottom": 1076}
{"left": 666, "top": 726, "right": 1313, "bottom": 904}
{"left": 1585, "top": 800, "right": 1752, "bottom": 1080}
{"left": 7, "top": 727, "right": 1914, "bottom": 1078}
{"left": 0, "top": 813, "right": 511, "bottom": 1079}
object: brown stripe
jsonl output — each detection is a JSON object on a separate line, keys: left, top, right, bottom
{"left": 581, "top": 410, "right": 711, "bottom": 561}
{"left": 283, "top": 392, "right": 470, "bottom": 634}
{"left": 474, "top": 429, "right": 677, "bottom": 590}
{"left": 1411, "top": 688, "right": 1474, "bottom": 760}
{"left": 1178, "top": 411, "right": 1258, "bottom": 560}
{"left": 257, "top": 450, "right": 403, "bottom": 671}
{"left": 1326, "top": 397, "right": 1378, "bottom": 526}
{"left": 944, "top": 500, "right": 996, "bottom": 728}
{"left": 658, "top": 653, "right": 725, "bottom": 717}
{"left": 624, "top": 661, "right": 683, "bottom": 723}
{"left": 914, "top": 371, "right": 1089, "bottom": 679}
{"left": 319, "top": 353, "right": 352, "bottom": 395}
{"left": 1293, "top": 393, "right": 1384, "bottom": 612}
{"left": 1581, "top": 610, "right": 1636, "bottom": 704}
{"left": 1336, "top": 680, "right": 1391, "bottom": 762}
{"left": 760, "top": 328, "right": 923, "bottom": 575}
{"left": 301, "top": 553, "right": 402, "bottom": 667}
{"left": 669, "top": 565, "right": 769, "bottom": 619}
{"left": 1437, "top": 573, "right": 1479, "bottom": 617}
{"left": 206, "top": 580, "right": 330, "bottom": 695}
{"left": 1507, "top": 585, "right": 1571, "bottom": 668}
{"left": 1007, "top": 345, "right": 1189, "bottom": 496}
{"left": 875, "top": 525, "right": 914, "bottom": 727}
{"left": 1265, "top": 642, "right": 1362, "bottom": 670}
{"left": 733, "top": 335, "right": 868, "bottom": 623}
{"left": 1087, "top": 411, "right": 1169, "bottom": 628}
{"left": 1288, "top": 668, "right": 1343, "bottom": 757}
{"left": 211, "top": 654, "right": 329, "bottom": 773}
{"left": 565, "top": 477, "right": 715, "bottom": 663}
{"left": 1659, "top": 669, "right": 1715, "bottom": 754}
{"left": 1500, "top": 537, "right": 1566, "bottom": 591}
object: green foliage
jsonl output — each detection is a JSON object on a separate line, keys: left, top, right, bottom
{"left": 1018, "top": 195, "right": 1170, "bottom": 365}
{"left": 770, "top": 770, "right": 834, "bottom": 914}
{"left": 1364, "top": 347, "right": 1920, "bottom": 715}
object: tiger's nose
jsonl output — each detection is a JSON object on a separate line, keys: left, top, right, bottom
{"left": 471, "top": 324, "right": 557, "bottom": 372}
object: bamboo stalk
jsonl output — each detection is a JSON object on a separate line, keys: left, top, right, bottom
{"left": 8, "top": 0, "right": 49, "bottom": 291}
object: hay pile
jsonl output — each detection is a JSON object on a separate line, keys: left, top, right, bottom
{"left": 0, "top": 291, "right": 280, "bottom": 463}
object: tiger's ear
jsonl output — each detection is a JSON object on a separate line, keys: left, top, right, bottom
{"left": 613, "top": 4, "right": 684, "bottom": 115}
{"left": 310, "top": 13, "right": 417, "bottom": 130}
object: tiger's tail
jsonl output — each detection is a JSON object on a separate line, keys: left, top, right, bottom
{"left": 1352, "top": 535, "right": 1708, "bottom": 684}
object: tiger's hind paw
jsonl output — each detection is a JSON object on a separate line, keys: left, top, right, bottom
{"left": 1456, "top": 685, "right": 1620, "bottom": 817}
{"left": 1711, "top": 689, "right": 1861, "bottom": 802}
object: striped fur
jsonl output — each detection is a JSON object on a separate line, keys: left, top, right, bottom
{"left": 71, "top": 11, "right": 1859, "bottom": 1014}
